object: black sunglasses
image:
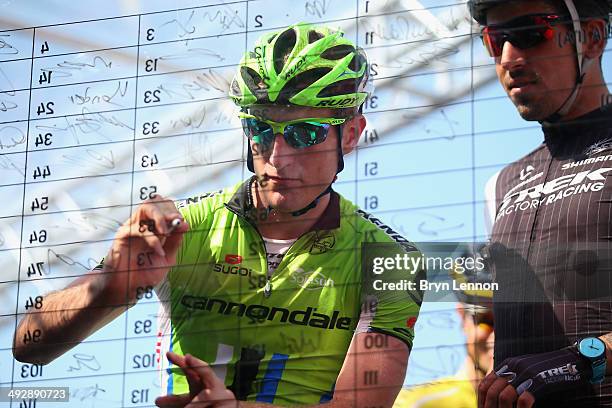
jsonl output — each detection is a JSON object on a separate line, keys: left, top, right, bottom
{"left": 481, "top": 13, "right": 568, "bottom": 57}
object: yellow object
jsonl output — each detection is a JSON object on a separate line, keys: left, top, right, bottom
{"left": 393, "top": 376, "right": 477, "bottom": 408}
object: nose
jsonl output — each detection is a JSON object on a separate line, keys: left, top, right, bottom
{"left": 499, "top": 40, "right": 527, "bottom": 71}
{"left": 267, "top": 132, "right": 294, "bottom": 168}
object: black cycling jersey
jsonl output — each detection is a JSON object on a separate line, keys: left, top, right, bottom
{"left": 488, "top": 104, "right": 612, "bottom": 407}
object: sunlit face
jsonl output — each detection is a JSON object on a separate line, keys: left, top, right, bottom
{"left": 246, "top": 105, "right": 348, "bottom": 214}
{"left": 487, "top": 0, "right": 579, "bottom": 120}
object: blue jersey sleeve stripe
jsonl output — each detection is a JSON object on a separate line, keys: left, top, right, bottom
{"left": 319, "top": 382, "right": 335, "bottom": 403}
{"left": 255, "top": 353, "right": 289, "bottom": 403}
{"left": 166, "top": 326, "right": 174, "bottom": 395}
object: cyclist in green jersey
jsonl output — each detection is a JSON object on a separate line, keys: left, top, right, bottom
{"left": 13, "top": 22, "right": 424, "bottom": 408}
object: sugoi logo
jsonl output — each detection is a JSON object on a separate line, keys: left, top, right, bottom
{"left": 292, "top": 268, "right": 335, "bottom": 290}
{"left": 214, "top": 254, "right": 253, "bottom": 277}
{"left": 225, "top": 254, "right": 243, "bottom": 265}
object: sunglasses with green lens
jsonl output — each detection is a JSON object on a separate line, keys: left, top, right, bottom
{"left": 239, "top": 112, "right": 348, "bottom": 151}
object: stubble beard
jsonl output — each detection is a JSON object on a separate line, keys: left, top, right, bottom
{"left": 512, "top": 93, "right": 549, "bottom": 121}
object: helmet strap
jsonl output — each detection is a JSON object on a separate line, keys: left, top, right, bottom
{"left": 247, "top": 143, "right": 255, "bottom": 172}
{"left": 543, "top": 0, "right": 589, "bottom": 123}
{"left": 289, "top": 124, "right": 344, "bottom": 217}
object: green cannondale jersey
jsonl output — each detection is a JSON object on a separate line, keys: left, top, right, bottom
{"left": 155, "top": 178, "right": 424, "bottom": 406}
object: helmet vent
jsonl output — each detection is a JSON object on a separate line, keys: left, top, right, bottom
{"left": 320, "top": 45, "right": 354, "bottom": 60}
{"left": 273, "top": 28, "right": 297, "bottom": 75}
{"left": 318, "top": 78, "right": 360, "bottom": 98}
{"left": 230, "top": 78, "right": 241, "bottom": 96}
{"left": 279, "top": 67, "right": 332, "bottom": 102}
{"left": 308, "top": 30, "right": 324, "bottom": 43}
{"left": 241, "top": 66, "right": 264, "bottom": 92}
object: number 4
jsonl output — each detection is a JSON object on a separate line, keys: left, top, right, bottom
{"left": 40, "top": 41, "right": 49, "bottom": 54}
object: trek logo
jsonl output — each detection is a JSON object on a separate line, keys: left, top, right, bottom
{"left": 497, "top": 168, "right": 612, "bottom": 220}
{"left": 536, "top": 363, "right": 580, "bottom": 381}
{"left": 520, "top": 165, "right": 535, "bottom": 181}
{"left": 225, "top": 254, "right": 243, "bottom": 265}
{"left": 181, "top": 295, "right": 353, "bottom": 330}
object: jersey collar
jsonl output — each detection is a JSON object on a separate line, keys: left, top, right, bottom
{"left": 225, "top": 176, "right": 341, "bottom": 231}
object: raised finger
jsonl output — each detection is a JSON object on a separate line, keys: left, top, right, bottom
{"left": 478, "top": 371, "right": 499, "bottom": 408}
{"left": 517, "top": 391, "right": 535, "bottom": 408}
{"left": 484, "top": 378, "right": 513, "bottom": 408}
{"left": 136, "top": 225, "right": 165, "bottom": 257}
{"left": 167, "top": 352, "right": 202, "bottom": 392}
{"left": 185, "top": 354, "right": 225, "bottom": 390}
{"left": 498, "top": 384, "right": 518, "bottom": 408}
{"left": 155, "top": 393, "right": 191, "bottom": 408}
{"left": 138, "top": 204, "right": 170, "bottom": 236}
{"left": 166, "top": 351, "right": 187, "bottom": 368}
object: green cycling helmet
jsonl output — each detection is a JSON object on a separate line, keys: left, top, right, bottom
{"left": 229, "top": 22, "right": 372, "bottom": 109}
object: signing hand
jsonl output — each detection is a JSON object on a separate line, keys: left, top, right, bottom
{"left": 155, "top": 352, "right": 237, "bottom": 408}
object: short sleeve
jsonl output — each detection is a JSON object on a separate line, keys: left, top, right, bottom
{"left": 359, "top": 241, "right": 425, "bottom": 349}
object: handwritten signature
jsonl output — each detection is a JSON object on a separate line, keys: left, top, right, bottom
{"left": 41, "top": 55, "right": 112, "bottom": 79}
{"left": 382, "top": 41, "right": 460, "bottom": 69}
{"left": 160, "top": 10, "right": 196, "bottom": 38}
{"left": 158, "top": 6, "right": 244, "bottom": 36}
{"left": 67, "top": 353, "right": 101, "bottom": 372}
{"left": 69, "top": 80, "right": 129, "bottom": 107}
{"left": 0, "top": 99, "right": 18, "bottom": 112}
{"left": 62, "top": 148, "right": 116, "bottom": 171}
{"left": 171, "top": 104, "right": 207, "bottom": 130}
{"left": 412, "top": 109, "right": 460, "bottom": 140}
{"left": 36, "top": 109, "right": 133, "bottom": 146}
{"left": 0, "top": 34, "right": 18, "bottom": 55}
{"left": 70, "top": 383, "right": 106, "bottom": 402}
{"left": 0, "top": 125, "right": 26, "bottom": 150}
{"left": 158, "top": 46, "right": 225, "bottom": 63}
{"left": 47, "top": 247, "right": 99, "bottom": 274}
{"left": 305, "top": 0, "right": 332, "bottom": 18}
{"left": 0, "top": 64, "right": 16, "bottom": 95}
{"left": 363, "top": 9, "right": 466, "bottom": 43}
{"left": 157, "top": 69, "right": 229, "bottom": 101}
{"left": 0, "top": 154, "right": 24, "bottom": 177}
{"left": 417, "top": 213, "right": 464, "bottom": 237}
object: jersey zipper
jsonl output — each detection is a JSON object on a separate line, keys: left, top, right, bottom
{"left": 225, "top": 203, "right": 315, "bottom": 298}
{"left": 226, "top": 205, "right": 271, "bottom": 297}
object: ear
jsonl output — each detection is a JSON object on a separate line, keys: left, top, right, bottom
{"left": 340, "top": 114, "right": 367, "bottom": 155}
{"left": 583, "top": 19, "right": 607, "bottom": 61}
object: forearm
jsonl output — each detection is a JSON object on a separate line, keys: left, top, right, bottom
{"left": 599, "top": 332, "right": 612, "bottom": 375}
{"left": 13, "top": 271, "right": 129, "bottom": 365}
